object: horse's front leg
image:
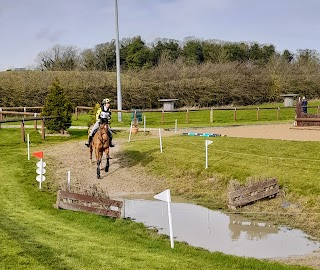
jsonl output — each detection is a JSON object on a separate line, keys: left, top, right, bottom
{"left": 89, "top": 145, "right": 93, "bottom": 165}
{"left": 96, "top": 150, "right": 102, "bottom": 179}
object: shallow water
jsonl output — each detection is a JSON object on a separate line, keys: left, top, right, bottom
{"left": 123, "top": 199, "right": 319, "bottom": 259}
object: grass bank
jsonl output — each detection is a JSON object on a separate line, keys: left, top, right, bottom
{"left": 0, "top": 129, "right": 311, "bottom": 270}
{"left": 122, "top": 134, "right": 320, "bottom": 239}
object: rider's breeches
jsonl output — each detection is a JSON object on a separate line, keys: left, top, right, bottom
{"left": 89, "top": 122, "right": 100, "bottom": 136}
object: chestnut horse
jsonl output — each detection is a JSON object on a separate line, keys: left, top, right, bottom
{"left": 89, "top": 123, "right": 110, "bottom": 179}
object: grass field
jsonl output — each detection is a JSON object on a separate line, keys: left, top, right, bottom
{"left": 0, "top": 128, "right": 314, "bottom": 270}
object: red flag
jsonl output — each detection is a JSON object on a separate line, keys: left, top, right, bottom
{"left": 33, "top": 151, "right": 44, "bottom": 159}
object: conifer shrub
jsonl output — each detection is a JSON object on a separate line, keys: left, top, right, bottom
{"left": 42, "top": 79, "right": 73, "bottom": 133}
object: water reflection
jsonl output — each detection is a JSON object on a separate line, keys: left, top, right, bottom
{"left": 229, "top": 215, "right": 278, "bottom": 240}
{"left": 123, "top": 199, "right": 319, "bottom": 259}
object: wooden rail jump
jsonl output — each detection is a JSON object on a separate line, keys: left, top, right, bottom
{"left": 55, "top": 190, "right": 123, "bottom": 218}
{"left": 228, "top": 178, "right": 279, "bottom": 209}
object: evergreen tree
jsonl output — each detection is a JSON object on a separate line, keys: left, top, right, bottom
{"left": 42, "top": 79, "right": 72, "bottom": 133}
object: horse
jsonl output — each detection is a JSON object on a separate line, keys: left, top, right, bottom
{"left": 89, "top": 123, "right": 110, "bottom": 179}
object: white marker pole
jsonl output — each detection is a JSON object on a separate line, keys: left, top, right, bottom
{"left": 67, "top": 170, "right": 71, "bottom": 191}
{"left": 159, "top": 128, "right": 163, "bottom": 153}
{"left": 27, "top": 133, "right": 30, "bottom": 160}
{"left": 144, "top": 115, "right": 146, "bottom": 133}
{"left": 128, "top": 122, "right": 133, "bottom": 142}
{"left": 175, "top": 119, "right": 177, "bottom": 134}
{"left": 167, "top": 199, "right": 174, "bottom": 248}
{"left": 154, "top": 189, "right": 174, "bottom": 248}
{"left": 205, "top": 140, "right": 213, "bottom": 169}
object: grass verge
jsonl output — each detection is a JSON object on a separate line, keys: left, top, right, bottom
{"left": 0, "top": 128, "right": 313, "bottom": 270}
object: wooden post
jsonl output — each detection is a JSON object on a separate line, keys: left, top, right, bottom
{"left": 277, "top": 106, "right": 280, "bottom": 120}
{"left": 210, "top": 108, "right": 213, "bottom": 123}
{"left": 75, "top": 106, "right": 78, "bottom": 120}
{"left": 21, "top": 120, "right": 25, "bottom": 142}
{"left": 161, "top": 110, "right": 164, "bottom": 125}
{"left": 134, "top": 110, "right": 137, "bottom": 125}
{"left": 257, "top": 107, "right": 260, "bottom": 121}
{"left": 34, "top": 113, "right": 37, "bottom": 130}
{"left": 186, "top": 109, "right": 189, "bottom": 124}
{"left": 234, "top": 108, "right": 237, "bottom": 121}
{"left": 24, "top": 107, "right": 27, "bottom": 118}
{"left": 317, "top": 105, "right": 320, "bottom": 115}
{"left": 41, "top": 118, "right": 45, "bottom": 140}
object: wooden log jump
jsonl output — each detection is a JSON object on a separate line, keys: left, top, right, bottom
{"left": 55, "top": 190, "right": 123, "bottom": 218}
{"left": 228, "top": 178, "right": 279, "bottom": 209}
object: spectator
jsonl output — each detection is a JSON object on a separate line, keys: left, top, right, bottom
{"left": 301, "top": 96, "right": 308, "bottom": 113}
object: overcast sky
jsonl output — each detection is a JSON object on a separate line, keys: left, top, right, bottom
{"left": 1, "top": 0, "right": 320, "bottom": 71}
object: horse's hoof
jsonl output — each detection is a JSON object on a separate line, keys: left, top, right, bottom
{"left": 97, "top": 175, "right": 101, "bottom": 179}
{"left": 105, "top": 167, "right": 109, "bottom": 172}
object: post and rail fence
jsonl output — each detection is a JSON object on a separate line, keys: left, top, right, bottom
{"left": 74, "top": 105, "right": 320, "bottom": 124}
{"left": 0, "top": 115, "right": 58, "bottom": 142}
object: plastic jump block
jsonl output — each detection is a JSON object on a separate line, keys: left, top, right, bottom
{"left": 182, "top": 132, "right": 221, "bottom": 137}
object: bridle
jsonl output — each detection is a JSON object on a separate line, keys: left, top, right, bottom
{"left": 98, "top": 124, "right": 109, "bottom": 144}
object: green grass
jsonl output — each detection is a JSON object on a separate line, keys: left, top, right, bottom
{"left": 0, "top": 129, "right": 312, "bottom": 270}
{"left": 122, "top": 134, "right": 320, "bottom": 238}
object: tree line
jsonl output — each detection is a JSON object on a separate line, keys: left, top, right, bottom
{"left": 2, "top": 36, "right": 320, "bottom": 109}
{"left": 33, "top": 36, "right": 320, "bottom": 71}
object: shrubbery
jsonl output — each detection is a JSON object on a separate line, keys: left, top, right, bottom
{"left": 1, "top": 57, "right": 320, "bottom": 109}
{"left": 42, "top": 79, "right": 72, "bottom": 133}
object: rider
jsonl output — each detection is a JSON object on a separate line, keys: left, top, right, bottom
{"left": 85, "top": 98, "right": 115, "bottom": 147}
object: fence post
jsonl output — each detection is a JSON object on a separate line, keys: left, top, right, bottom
{"left": 234, "top": 108, "right": 237, "bottom": 121}
{"left": 41, "top": 118, "right": 45, "bottom": 140}
{"left": 318, "top": 105, "right": 320, "bottom": 115}
{"left": 277, "top": 106, "right": 280, "bottom": 120}
{"left": 24, "top": 107, "right": 27, "bottom": 118}
{"left": 257, "top": 107, "right": 260, "bottom": 121}
{"left": 186, "top": 109, "right": 189, "bottom": 124}
{"left": 161, "top": 110, "right": 164, "bottom": 124}
{"left": 134, "top": 110, "right": 137, "bottom": 125}
{"left": 21, "top": 119, "right": 25, "bottom": 142}
{"left": 210, "top": 108, "right": 213, "bottom": 123}
{"left": 34, "top": 113, "right": 37, "bottom": 130}
{"left": 75, "top": 106, "right": 78, "bottom": 120}
{"left": 0, "top": 107, "right": 2, "bottom": 129}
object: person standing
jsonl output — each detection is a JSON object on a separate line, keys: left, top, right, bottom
{"left": 301, "top": 96, "right": 308, "bottom": 113}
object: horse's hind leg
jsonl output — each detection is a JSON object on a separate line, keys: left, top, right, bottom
{"left": 105, "top": 156, "right": 109, "bottom": 172}
{"left": 97, "top": 158, "right": 101, "bottom": 179}
{"left": 105, "top": 149, "right": 110, "bottom": 172}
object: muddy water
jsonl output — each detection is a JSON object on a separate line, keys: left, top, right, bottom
{"left": 123, "top": 199, "right": 319, "bottom": 259}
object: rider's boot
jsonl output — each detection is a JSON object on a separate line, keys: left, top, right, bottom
{"left": 109, "top": 139, "right": 115, "bottom": 147}
{"left": 85, "top": 135, "right": 93, "bottom": 147}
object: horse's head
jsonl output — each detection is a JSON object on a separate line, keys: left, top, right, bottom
{"left": 99, "top": 123, "right": 109, "bottom": 141}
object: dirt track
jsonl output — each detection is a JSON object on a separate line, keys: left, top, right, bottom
{"left": 45, "top": 123, "right": 320, "bottom": 269}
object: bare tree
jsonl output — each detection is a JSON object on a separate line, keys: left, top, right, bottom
{"left": 36, "top": 44, "right": 81, "bottom": 71}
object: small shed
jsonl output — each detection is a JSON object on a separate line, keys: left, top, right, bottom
{"left": 280, "top": 94, "right": 299, "bottom": 107}
{"left": 158, "top": 99, "right": 179, "bottom": 111}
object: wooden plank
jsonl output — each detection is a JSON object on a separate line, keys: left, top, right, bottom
{"left": 229, "top": 178, "right": 277, "bottom": 198}
{"left": 59, "top": 190, "right": 123, "bottom": 208}
{"left": 57, "top": 201, "right": 121, "bottom": 218}
{"left": 296, "top": 118, "right": 320, "bottom": 122}
{"left": 230, "top": 187, "right": 279, "bottom": 207}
